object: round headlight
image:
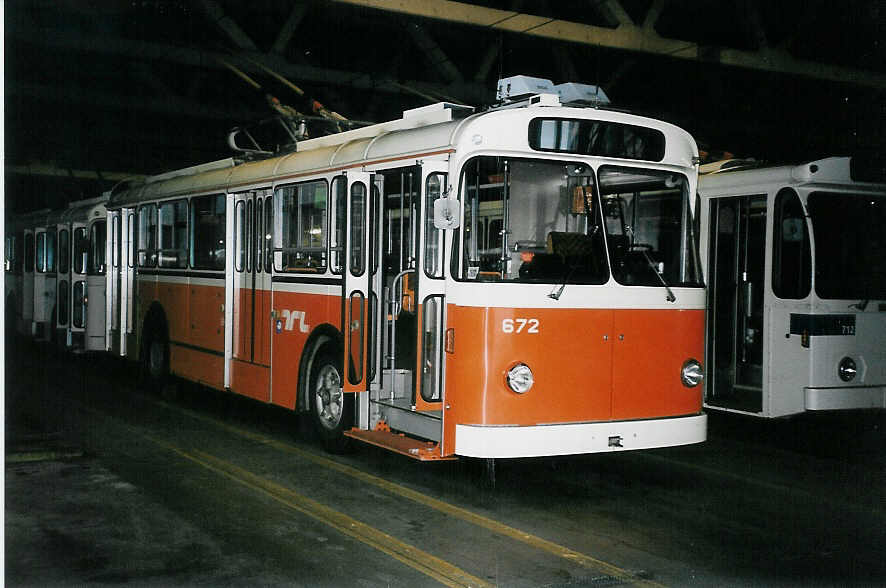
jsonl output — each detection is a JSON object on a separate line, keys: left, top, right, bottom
{"left": 681, "top": 359, "right": 704, "bottom": 388}
{"left": 506, "top": 363, "right": 534, "bottom": 394}
{"left": 838, "top": 357, "right": 857, "bottom": 382}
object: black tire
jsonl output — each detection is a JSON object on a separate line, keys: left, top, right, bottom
{"left": 308, "top": 347, "right": 353, "bottom": 453}
{"left": 141, "top": 322, "right": 169, "bottom": 394}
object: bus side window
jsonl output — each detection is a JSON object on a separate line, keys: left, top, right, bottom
{"left": 89, "top": 221, "right": 107, "bottom": 275}
{"left": 158, "top": 200, "right": 188, "bottom": 268}
{"left": 138, "top": 204, "right": 158, "bottom": 267}
{"left": 235, "top": 200, "right": 245, "bottom": 272}
{"left": 264, "top": 195, "right": 273, "bottom": 273}
{"left": 24, "top": 233, "right": 34, "bottom": 273}
{"left": 46, "top": 230, "right": 57, "bottom": 273}
{"left": 424, "top": 173, "right": 446, "bottom": 279}
{"left": 5, "top": 235, "right": 15, "bottom": 272}
{"left": 73, "top": 228, "right": 88, "bottom": 274}
{"left": 330, "top": 176, "right": 346, "bottom": 275}
{"left": 275, "top": 180, "right": 328, "bottom": 272}
{"left": 127, "top": 212, "right": 135, "bottom": 268}
{"left": 58, "top": 229, "right": 70, "bottom": 274}
{"left": 36, "top": 232, "right": 47, "bottom": 273}
{"left": 190, "top": 194, "right": 225, "bottom": 270}
{"left": 254, "top": 197, "right": 262, "bottom": 273}
{"left": 772, "top": 188, "right": 811, "bottom": 299}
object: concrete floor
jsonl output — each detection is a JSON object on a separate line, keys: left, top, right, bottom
{"left": 5, "top": 339, "right": 886, "bottom": 587}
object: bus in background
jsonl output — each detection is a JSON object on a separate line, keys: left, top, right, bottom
{"left": 698, "top": 157, "right": 886, "bottom": 417}
{"left": 29, "top": 209, "right": 62, "bottom": 341}
{"left": 58, "top": 194, "right": 110, "bottom": 351}
{"left": 5, "top": 209, "right": 51, "bottom": 336}
{"left": 107, "top": 74, "right": 707, "bottom": 459}
{"left": 5, "top": 195, "right": 109, "bottom": 351}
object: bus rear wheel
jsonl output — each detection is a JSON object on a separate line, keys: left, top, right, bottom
{"left": 309, "top": 348, "right": 352, "bottom": 453}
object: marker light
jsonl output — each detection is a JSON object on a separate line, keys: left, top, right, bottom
{"left": 838, "top": 357, "right": 857, "bottom": 382}
{"left": 680, "top": 359, "right": 704, "bottom": 388}
{"left": 506, "top": 363, "right": 534, "bottom": 394}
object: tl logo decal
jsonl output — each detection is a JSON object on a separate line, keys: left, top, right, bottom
{"left": 276, "top": 309, "right": 310, "bottom": 334}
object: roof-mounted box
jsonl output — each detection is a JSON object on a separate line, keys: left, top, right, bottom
{"left": 497, "top": 75, "right": 556, "bottom": 101}
{"left": 554, "top": 83, "right": 610, "bottom": 106}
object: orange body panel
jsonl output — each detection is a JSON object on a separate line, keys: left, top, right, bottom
{"left": 343, "top": 295, "right": 369, "bottom": 393}
{"left": 233, "top": 285, "right": 271, "bottom": 366}
{"left": 170, "top": 344, "right": 224, "bottom": 389}
{"left": 443, "top": 305, "right": 703, "bottom": 454}
{"left": 233, "top": 286, "right": 249, "bottom": 360}
{"left": 255, "top": 289, "right": 271, "bottom": 365}
{"left": 137, "top": 279, "right": 158, "bottom": 330}
{"left": 231, "top": 359, "right": 271, "bottom": 402}
{"left": 270, "top": 290, "right": 340, "bottom": 409}
{"left": 611, "top": 309, "right": 705, "bottom": 419}
{"left": 189, "top": 284, "right": 224, "bottom": 352}
{"left": 158, "top": 283, "right": 189, "bottom": 343}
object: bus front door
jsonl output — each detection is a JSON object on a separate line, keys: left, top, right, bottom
{"left": 706, "top": 195, "right": 766, "bottom": 413}
{"left": 343, "top": 172, "right": 371, "bottom": 394}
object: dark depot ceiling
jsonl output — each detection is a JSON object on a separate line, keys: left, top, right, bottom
{"left": 5, "top": 0, "right": 886, "bottom": 212}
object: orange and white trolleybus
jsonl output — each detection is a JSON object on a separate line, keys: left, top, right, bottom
{"left": 106, "top": 76, "right": 707, "bottom": 459}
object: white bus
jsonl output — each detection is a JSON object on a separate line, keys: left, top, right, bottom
{"left": 5, "top": 195, "right": 109, "bottom": 350}
{"left": 699, "top": 157, "right": 886, "bottom": 417}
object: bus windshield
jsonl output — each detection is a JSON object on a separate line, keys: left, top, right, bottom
{"left": 459, "top": 157, "right": 702, "bottom": 287}
{"left": 460, "top": 157, "right": 608, "bottom": 284}
{"left": 807, "top": 192, "right": 886, "bottom": 300}
{"left": 599, "top": 166, "right": 702, "bottom": 288}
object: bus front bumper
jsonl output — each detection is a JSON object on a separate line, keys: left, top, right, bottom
{"left": 454, "top": 413, "right": 707, "bottom": 458}
{"left": 805, "top": 386, "right": 886, "bottom": 411}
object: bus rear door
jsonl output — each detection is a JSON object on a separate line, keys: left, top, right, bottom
{"left": 229, "top": 191, "right": 272, "bottom": 401}
{"left": 86, "top": 217, "right": 107, "bottom": 351}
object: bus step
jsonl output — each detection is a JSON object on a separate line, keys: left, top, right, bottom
{"left": 344, "top": 429, "right": 457, "bottom": 461}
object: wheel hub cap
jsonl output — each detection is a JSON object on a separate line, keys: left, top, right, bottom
{"left": 315, "top": 365, "right": 342, "bottom": 430}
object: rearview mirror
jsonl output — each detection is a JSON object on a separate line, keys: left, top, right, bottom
{"left": 433, "top": 198, "right": 460, "bottom": 229}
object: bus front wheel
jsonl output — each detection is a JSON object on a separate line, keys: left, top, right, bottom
{"left": 142, "top": 325, "right": 169, "bottom": 394}
{"left": 308, "top": 348, "right": 352, "bottom": 453}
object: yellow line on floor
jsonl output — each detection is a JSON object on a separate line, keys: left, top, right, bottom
{"left": 82, "top": 404, "right": 490, "bottom": 587}
{"left": 170, "top": 444, "right": 491, "bottom": 588}
{"left": 160, "top": 400, "right": 661, "bottom": 588}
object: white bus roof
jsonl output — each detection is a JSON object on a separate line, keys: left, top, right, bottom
{"left": 699, "top": 156, "right": 886, "bottom": 194}
{"left": 108, "top": 99, "right": 697, "bottom": 208}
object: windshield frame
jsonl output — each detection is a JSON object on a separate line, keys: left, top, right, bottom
{"left": 598, "top": 165, "right": 703, "bottom": 289}
{"left": 453, "top": 154, "right": 611, "bottom": 286}
{"left": 453, "top": 154, "right": 703, "bottom": 289}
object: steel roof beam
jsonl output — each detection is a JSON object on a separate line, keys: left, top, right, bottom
{"left": 595, "top": 0, "right": 633, "bottom": 28}
{"left": 195, "top": 0, "right": 259, "bottom": 51}
{"left": 9, "top": 81, "right": 259, "bottom": 122}
{"left": 641, "top": 0, "right": 664, "bottom": 31}
{"left": 405, "top": 21, "right": 464, "bottom": 83}
{"left": 273, "top": 3, "right": 310, "bottom": 54}
{"left": 6, "top": 163, "right": 145, "bottom": 182}
{"left": 330, "top": 0, "right": 886, "bottom": 89}
{"left": 8, "top": 25, "right": 489, "bottom": 103}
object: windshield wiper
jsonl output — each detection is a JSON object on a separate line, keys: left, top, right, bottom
{"left": 641, "top": 250, "right": 676, "bottom": 302}
{"left": 851, "top": 299, "right": 869, "bottom": 311}
{"left": 548, "top": 265, "right": 576, "bottom": 300}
